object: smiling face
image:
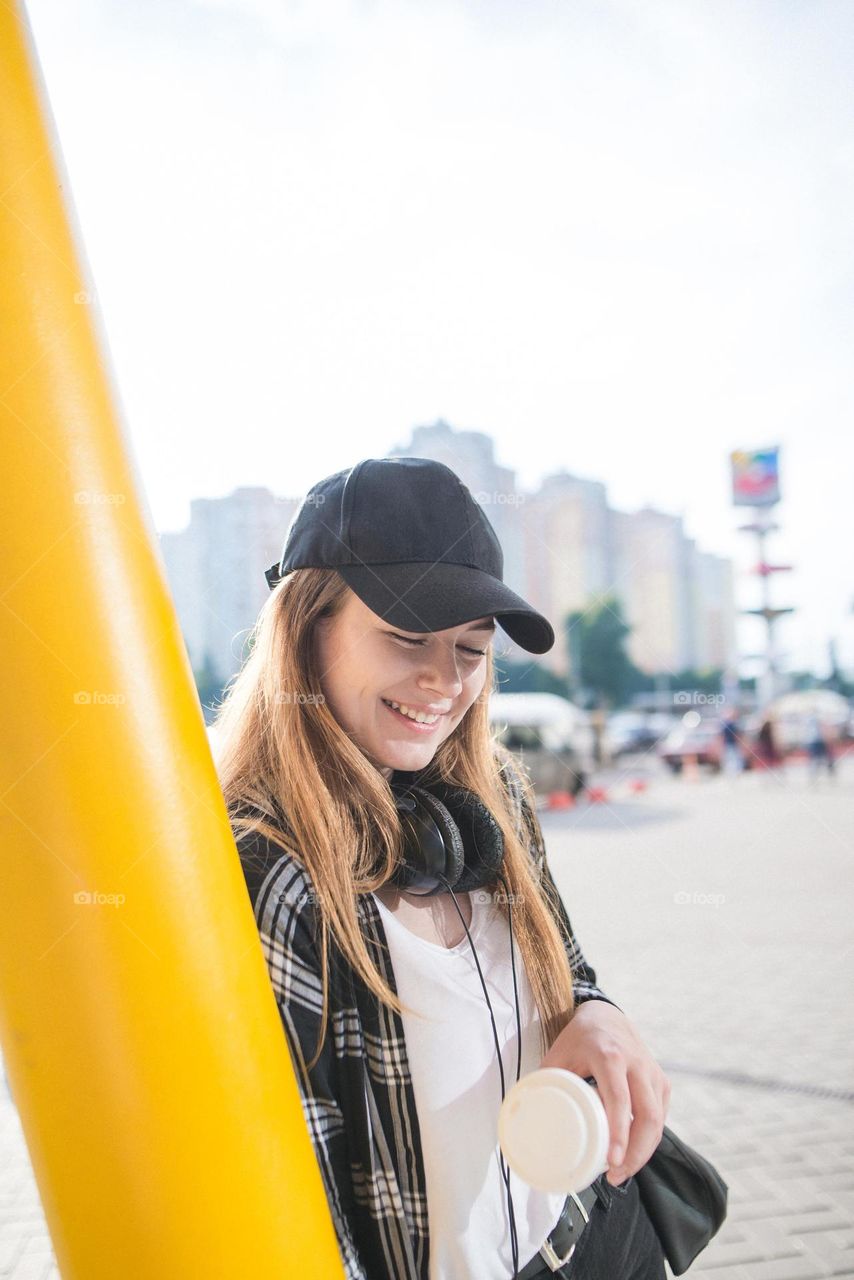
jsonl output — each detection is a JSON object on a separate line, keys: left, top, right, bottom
{"left": 315, "top": 589, "right": 494, "bottom": 778}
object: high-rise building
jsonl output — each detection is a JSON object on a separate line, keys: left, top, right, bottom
{"left": 519, "top": 471, "right": 614, "bottom": 678}
{"left": 160, "top": 486, "right": 297, "bottom": 685}
{"left": 691, "top": 549, "right": 737, "bottom": 672}
{"left": 610, "top": 506, "right": 696, "bottom": 675}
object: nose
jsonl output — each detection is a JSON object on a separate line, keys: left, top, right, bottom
{"left": 416, "top": 641, "right": 465, "bottom": 702}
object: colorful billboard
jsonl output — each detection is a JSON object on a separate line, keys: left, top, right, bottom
{"left": 730, "top": 446, "right": 781, "bottom": 507}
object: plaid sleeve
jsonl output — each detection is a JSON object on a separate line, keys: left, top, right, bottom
{"left": 252, "top": 852, "right": 370, "bottom": 1280}
{"left": 498, "top": 747, "right": 622, "bottom": 1010}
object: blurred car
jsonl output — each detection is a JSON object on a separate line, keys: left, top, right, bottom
{"left": 605, "top": 711, "right": 676, "bottom": 758}
{"left": 488, "top": 692, "right": 592, "bottom": 796}
{"left": 764, "top": 689, "right": 850, "bottom": 752}
{"left": 658, "top": 718, "right": 724, "bottom": 774}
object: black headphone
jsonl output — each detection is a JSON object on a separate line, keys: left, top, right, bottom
{"left": 389, "top": 775, "right": 506, "bottom": 895}
{"left": 387, "top": 773, "right": 524, "bottom": 1276}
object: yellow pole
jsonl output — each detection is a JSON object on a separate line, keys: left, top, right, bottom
{"left": 0, "top": 5, "right": 344, "bottom": 1276}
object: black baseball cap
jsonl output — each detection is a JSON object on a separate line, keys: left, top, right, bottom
{"left": 264, "top": 457, "right": 555, "bottom": 655}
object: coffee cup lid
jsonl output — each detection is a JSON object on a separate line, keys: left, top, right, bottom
{"left": 498, "top": 1068, "right": 610, "bottom": 1193}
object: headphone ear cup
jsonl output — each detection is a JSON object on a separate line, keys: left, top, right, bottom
{"left": 390, "top": 783, "right": 465, "bottom": 894}
{"left": 424, "top": 782, "right": 505, "bottom": 893}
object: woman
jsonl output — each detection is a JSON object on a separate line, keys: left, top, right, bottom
{"left": 755, "top": 715, "right": 783, "bottom": 777}
{"left": 214, "top": 457, "right": 669, "bottom": 1279}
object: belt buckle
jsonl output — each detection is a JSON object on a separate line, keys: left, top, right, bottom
{"left": 539, "top": 1237, "right": 576, "bottom": 1271}
{"left": 539, "top": 1192, "right": 590, "bottom": 1272}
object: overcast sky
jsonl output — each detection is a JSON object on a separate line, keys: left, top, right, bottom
{"left": 24, "top": 0, "right": 854, "bottom": 677}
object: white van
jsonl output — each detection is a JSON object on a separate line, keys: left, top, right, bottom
{"left": 488, "top": 692, "right": 592, "bottom": 797}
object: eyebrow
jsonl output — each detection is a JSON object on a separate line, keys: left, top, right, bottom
{"left": 385, "top": 618, "right": 496, "bottom": 637}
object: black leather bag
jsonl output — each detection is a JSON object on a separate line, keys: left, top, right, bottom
{"left": 634, "top": 1124, "right": 728, "bottom": 1275}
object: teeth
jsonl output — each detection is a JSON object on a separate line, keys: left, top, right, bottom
{"left": 386, "top": 699, "right": 439, "bottom": 725}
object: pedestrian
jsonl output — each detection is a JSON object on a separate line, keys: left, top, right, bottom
{"left": 214, "top": 457, "right": 670, "bottom": 1280}
{"left": 755, "top": 714, "right": 783, "bottom": 779}
{"left": 805, "top": 713, "right": 836, "bottom": 782}
{"left": 721, "top": 710, "right": 743, "bottom": 776}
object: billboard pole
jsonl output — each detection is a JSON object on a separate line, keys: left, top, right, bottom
{"left": 730, "top": 448, "right": 795, "bottom": 706}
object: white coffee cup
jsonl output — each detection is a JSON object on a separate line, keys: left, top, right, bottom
{"left": 498, "top": 1068, "right": 610, "bottom": 1193}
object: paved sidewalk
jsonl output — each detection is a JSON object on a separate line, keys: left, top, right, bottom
{"left": 2, "top": 760, "right": 852, "bottom": 1277}
{"left": 541, "top": 758, "right": 854, "bottom": 1278}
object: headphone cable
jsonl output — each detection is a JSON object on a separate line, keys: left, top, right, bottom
{"left": 441, "top": 877, "right": 521, "bottom": 1280}
{"left": 498, "top": 872, "right": 523, "bottom": 1089}
{"left": 498, "top": 872, "right": 523, "bottom": 1272}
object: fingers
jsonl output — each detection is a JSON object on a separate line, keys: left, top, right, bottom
{"left": 607, "top": 1066, "right": 670, "bottom": 1185}
{"left": 612, "top": 1076, "right": 660, "bottom": 1182}
{"left": 590, "top": 1042, "right": 633, "bottom": 1172}
{"left": 538, "top": 1003, "right": 671, "bottom": 1187}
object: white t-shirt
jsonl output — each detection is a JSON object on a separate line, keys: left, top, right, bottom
{"left": 371, "top": 889, "right": 567, "bottom": 1280}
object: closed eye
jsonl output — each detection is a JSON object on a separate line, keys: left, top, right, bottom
{"left": 389, "top": 633, "right": 487, "bottom": 657}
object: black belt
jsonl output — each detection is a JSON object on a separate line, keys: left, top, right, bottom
{"left": 517, "top": 1183, "right": 600, "bottom": 1278}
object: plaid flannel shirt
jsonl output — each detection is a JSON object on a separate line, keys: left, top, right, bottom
{"left": 235, "top": 759, "right": 614, "bottom": 1280}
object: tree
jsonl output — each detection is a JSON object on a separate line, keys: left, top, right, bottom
{"left": 668, "top": 667, "right": 724, "bottom": 696}
{"left": 565, "top": 595, "right": 642, "bottom": 709}
{"left": 493, "top": 656, "right": 570, "bottom": 698}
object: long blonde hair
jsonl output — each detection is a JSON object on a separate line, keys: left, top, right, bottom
{"left": 214, "top": 567, "right": 578, "bottom": 1067}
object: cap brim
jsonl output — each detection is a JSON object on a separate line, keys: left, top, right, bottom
{"left": 336, "top": 562, "right": 555, "bottom": 655}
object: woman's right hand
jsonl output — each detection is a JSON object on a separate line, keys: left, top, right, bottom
{"left": 540, "top": 999, "right": 671, "bottom": 1186}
